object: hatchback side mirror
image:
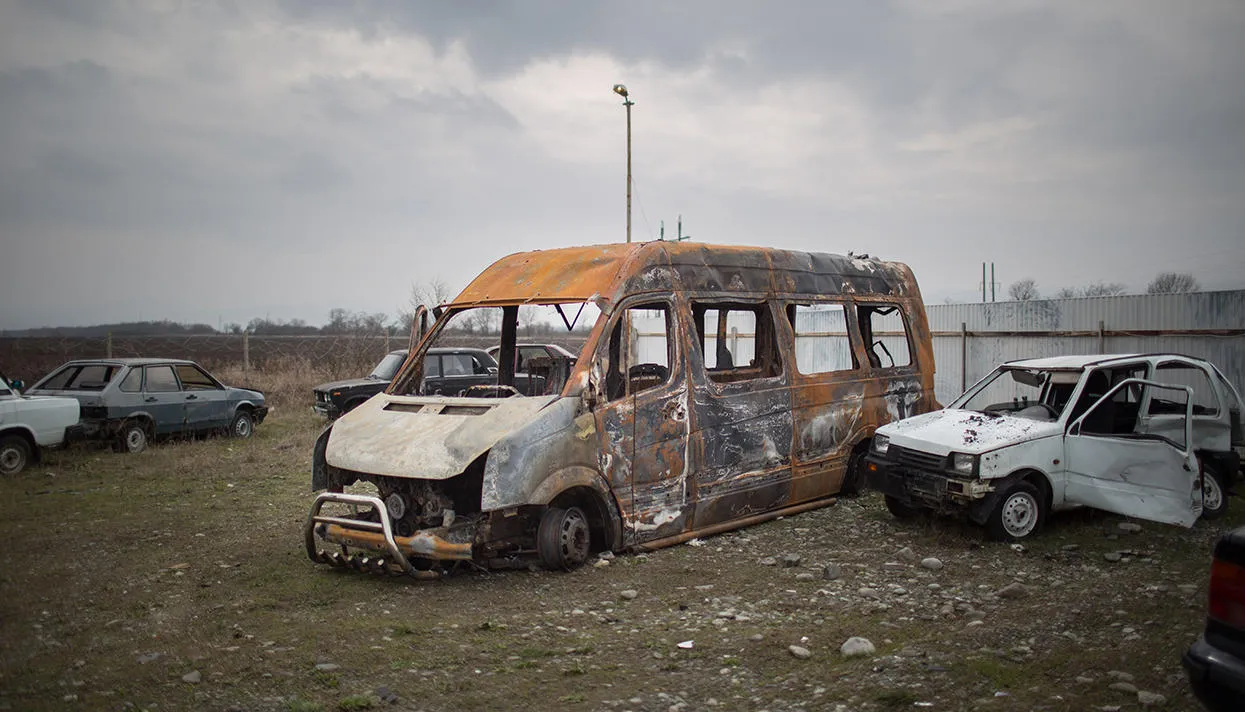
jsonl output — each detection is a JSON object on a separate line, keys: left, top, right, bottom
{"left": 9, "top": 379, "right": 23, "bottom": 391}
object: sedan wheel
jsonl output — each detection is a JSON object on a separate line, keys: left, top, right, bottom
{"left": 0, "top": 436, "right": 31, "bottom": 476}
{"left": 118, "top": 423, "right": 148, "bottom": 454}
{"left": 230, "top": 411, "right": 254, "bottom": 439}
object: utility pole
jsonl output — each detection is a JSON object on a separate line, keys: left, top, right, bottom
{"left": 612, "top": 84, "right": 634, "bottom": 243}
{"left": 980, "top": 262, "right": 1000, "bottom": 302}
{"left": 677, "top": 215, "right": 690, "bottom": 242}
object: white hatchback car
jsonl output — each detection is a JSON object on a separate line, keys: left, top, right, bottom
{"left": 0, "top": 370, "right": 81, "bottom": 476}
{"left": 865, "top": 354, "right": 1244, "bottom": 540}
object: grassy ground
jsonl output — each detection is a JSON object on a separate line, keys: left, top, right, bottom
{"left": 0, "top": 395, "right": 1237, "bottom": 711}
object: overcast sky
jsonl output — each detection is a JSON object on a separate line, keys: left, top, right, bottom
{"left": 1, "top": 0, "right": 1243, "bottom": 330}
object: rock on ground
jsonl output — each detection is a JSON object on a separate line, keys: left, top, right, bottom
{"left": 840, "top": 637, "right": 876, "bottom": 657}
{"left": 996, "top": 582, "right": 1029, "bottom": 599}
{"left": 788, "top": 645, "right": 811, "bottom": 659}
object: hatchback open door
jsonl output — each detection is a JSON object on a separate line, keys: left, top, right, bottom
{"left": 1064, "top": 378, "right": 1201, "bottom": 527}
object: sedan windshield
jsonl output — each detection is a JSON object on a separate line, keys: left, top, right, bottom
{"left": 368, "top": 353, "right": 407, "bottom": 381}
{"left": 953, "top": 367, "right": 1081, "bottom": 421}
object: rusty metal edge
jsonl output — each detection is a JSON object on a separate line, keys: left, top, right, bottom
{"left": 632, "top": 496, "right": 838, "bottom": 552}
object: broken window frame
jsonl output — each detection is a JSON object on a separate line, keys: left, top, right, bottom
{"left": 691, "top": 300, "right": 784, "bottom": 385}
{"left": 1070, "top": 379, "right": 1195, "bottom": 450}
{"left": 856, "top": 303, "right": 914, "bottom": 370}
{"left": 786, "top": 301, "right": 859, "bottom": 376}
{"left": 1146, "top": 360, "right": 1221, "bottom": 418}
{"left": 600, "top": 300, "right": 675, "bottom": 402}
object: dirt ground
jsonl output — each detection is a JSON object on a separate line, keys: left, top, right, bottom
{"left": 0, "top": 406, "right": 1236, "bottom": 712}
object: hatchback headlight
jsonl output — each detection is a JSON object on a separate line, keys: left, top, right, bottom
{"left": 951, "top": 453, "right": 978, "bottom": 476}
{"left": 873, "top": 435, "right": 890, "bottom": 455}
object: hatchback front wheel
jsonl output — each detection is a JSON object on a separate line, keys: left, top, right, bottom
{"left": 986, "top": 481, "right": 1044, "bottom": 541}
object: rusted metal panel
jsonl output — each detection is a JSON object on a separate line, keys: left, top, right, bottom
{"left": 452, "top": 242, "right": 921, "bottom": 308}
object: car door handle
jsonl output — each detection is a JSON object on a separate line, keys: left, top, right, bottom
{"left": 145, "top": 397, "right": 158, "bottom": 403}
{"left": 186, "top": 394, "right": 198, "bottom": 400}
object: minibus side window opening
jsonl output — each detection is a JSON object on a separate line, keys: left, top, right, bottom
{"left": 692, "top": 302, "right": 782, "bottom": 384}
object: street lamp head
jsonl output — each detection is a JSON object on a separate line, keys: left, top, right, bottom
{"left": 612, "top": 83, "right": 628, "bottom": 98}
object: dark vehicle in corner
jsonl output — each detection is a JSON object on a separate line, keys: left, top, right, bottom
{"left": 313, "top": 350, "right": 409, "bottom": 419}
{"left": 27, "top": 358, "right": 267, "bottom": 453}
{"left": 1184, "top": 525, "right": 1245, "bottom": 711}
{"left": 314, "top": 348, "right": 555, "bottom": 418}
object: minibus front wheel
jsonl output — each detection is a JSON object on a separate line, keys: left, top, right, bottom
{"left": 538, "top": 506, "right": 591, "bottom": 571}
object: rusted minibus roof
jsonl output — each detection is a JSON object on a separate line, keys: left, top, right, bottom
{"left": 451, "top": 242, "right": 921, "bottom": 307}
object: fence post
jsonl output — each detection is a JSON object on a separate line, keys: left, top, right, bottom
{"left": 242, "top": 332, "right": 250, "bottom": 371}
{"left": 1097, "top": 320, "right": 1105, "bottom": 354}
{"left": 384, "top": 326, "right": 390, "bottom": 353}
{"left": 106, "top": 332, "right": 113, "bottom": 358}
{"left": 960, "top": 322, "right": 968, "bottom": 393}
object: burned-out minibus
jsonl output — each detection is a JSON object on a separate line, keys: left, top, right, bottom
{"left": 306, "top": 242, "right": 937, "bottom": 577}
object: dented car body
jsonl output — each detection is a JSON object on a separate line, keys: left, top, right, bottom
{"left": 307, "top": 242, "right": 937, "bottom": 576}
{"left": 866, "top": 353, "right": 1245, "bottom": 540}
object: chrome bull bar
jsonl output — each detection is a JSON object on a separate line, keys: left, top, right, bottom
{"left": 304, "top": 492, "right": 472, "bottom": 579}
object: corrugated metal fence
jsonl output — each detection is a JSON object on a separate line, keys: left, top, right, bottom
{"left": 926, "top": 290, "right": 1245, "bottom": 404}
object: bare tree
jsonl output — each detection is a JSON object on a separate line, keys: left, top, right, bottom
{"left": 1055, "top": 282, "right": 1127, "bottom": 298}
{"left": 409, "top": 278, "right": 453, "bottom": 312}
{"left": 1080, "top": 281, "right": 1127, "bottom": 297}
{"left": 398, "top": 278, "right": 454, "bottom": 332}
{"left": 1147, "top": 272, "right": 1200, "bottom": 294}
{"left": 1008, "top": 278, "right": 1040, "bottom": 301}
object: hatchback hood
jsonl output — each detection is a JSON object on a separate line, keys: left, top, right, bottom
{"left": 881, "top": 408, "right": 1062, "bottom": 455}
{"left": 325, "top": 393, "right": 559, "bottom": 479}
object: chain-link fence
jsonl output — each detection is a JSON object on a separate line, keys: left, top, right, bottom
{"left": 1, "top": 333, "right": 591, "bottom": 386}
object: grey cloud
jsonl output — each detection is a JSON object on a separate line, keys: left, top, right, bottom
{"left": 1, "top": 0, "right": 1242, "bottom": 330}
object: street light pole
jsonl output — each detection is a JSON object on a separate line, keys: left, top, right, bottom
{"left": 612, "top": 84, "right": 634, "bottom": 243}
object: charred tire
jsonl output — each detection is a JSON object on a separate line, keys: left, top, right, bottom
{"left": 840, "top": 448, "right": 867, "bottom": 497}
{"left": 116, "top": 422, "right": 148, "bottom": 454}
{"left": 986, "top": 481, "right": 1043, "bottom": 541}
{"left": 0, "top": 435, "right": 31, "bottom": 476}
{"left": 884, "top": 495, "right": 927, "bottom": 520}
{"left": 1199, "top": 466, "right": 1228, "bottom": 520}
{"left": 538, "top": 506, "right": 591, "bottom": 571}
{"left": 229, "top": 410, "right": 255, "bottom": 439}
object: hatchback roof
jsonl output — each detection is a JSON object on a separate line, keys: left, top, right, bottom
{"left": 59, "top": 357, "right": 197, "bottom": 367}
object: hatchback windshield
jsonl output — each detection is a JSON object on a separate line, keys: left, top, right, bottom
{"left": 953, "top": 367, "right": 1081, "bottom": 421}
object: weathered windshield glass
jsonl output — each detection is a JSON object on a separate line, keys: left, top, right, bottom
{"left": 955, "top": 368, "right": 1079, "bottom": 421}
{"left": 369, "top": 353, "right": 406, "bottom": 380}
